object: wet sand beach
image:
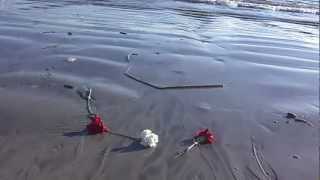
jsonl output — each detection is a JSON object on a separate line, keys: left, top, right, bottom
{"left": 0, "top": 0, "right": 318, "bottom": 179}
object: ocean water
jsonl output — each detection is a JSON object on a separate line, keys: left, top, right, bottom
{"left": 0, "top": 0, "right": 318, "bottom": 97}
{"left": 0, "top": 0, "right": 318, "bottom": 82}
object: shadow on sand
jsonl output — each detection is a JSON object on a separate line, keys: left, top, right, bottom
{"left": 111, "top": 140, "right": 146, "bottom": 153}
{"left": 63, "top": 129, "right": 88, "bottom": 137}
{"left": 63, "top": 130, "right": 145, "bottom": 153}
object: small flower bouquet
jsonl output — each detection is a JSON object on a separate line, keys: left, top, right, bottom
{"left": 175, "top": 128, "right": 214, "bottom": 158}
{"left": 140, "top": 129, "right": 159, "bottom": 148}
{"left": 86, "top": 115, "right": 109, "bottom": 135}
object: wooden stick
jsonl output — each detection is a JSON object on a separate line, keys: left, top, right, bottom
{"left": 124, "top": 72, "right": 223, "bottom": 89}
{"left": 294, "top": 118, "right": 314, "bottom": 127}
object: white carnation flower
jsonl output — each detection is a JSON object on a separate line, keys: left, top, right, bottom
{"left": 140, "top": 129, "right": 152, "bottom": 137}
{"left": 140, "top": 129, "right": 159, "bottom": 148}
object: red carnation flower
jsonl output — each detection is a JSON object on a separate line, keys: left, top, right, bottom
{"left": 194, "top": 128, "right": 214, "bottom": 144}
{"left": 86, "top": 115, "right": 109, "bottom": 135}
{"left": 175, "top": 128, "right": 215, "bottom": 158}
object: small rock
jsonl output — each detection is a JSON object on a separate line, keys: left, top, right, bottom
{"left": 68, "top": 32, "right": 72, "bottom": 36}
{"left": 273, "top": 120, "right": 279, "bottom": 124}
{"left": 67, "top": 57, "right": 77, "bottom": 63}
{"left": 292, "top": 154, "right": 300, "bottom": 159}
{"left": 286, "top": 112, "right": 296, "bottom": 119}
{"left": 120, "top": 32, "right": 127, "bottom": 35}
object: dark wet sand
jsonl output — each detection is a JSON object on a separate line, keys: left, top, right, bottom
{"left": 0, "top": 0, "right": 318, "bottom": 180}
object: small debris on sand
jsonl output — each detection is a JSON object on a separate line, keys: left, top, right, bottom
{"left": 68, "top": 32, "right": 72, "bottom": 36}
{"left": 285, "top": 112, "right": 313, "bottom": 127}
{"left": 292, "top": 154, "right": 301, "bottom": 159}
{"left": 233, "top": 167, "right": 239, "bottom": 171}
{"left": 286, "top": 112, "right": 296, "bottom": 119}
{"left": 197, "top": 102, "right": 212, "bottom": 111}
{"left": 67, "top": 57, "right": 77, "bottom": 63}
{"left": 120, "top": 32, "right": 127, "bottom": 35}
{"left": 42, "top": 44, "right": 58, "bottom": 49}
{"left": 126, "top": 52, "right": 138, "bottom": 62}
{"left": 63, "top": 84, "right": 74, "bottom": 89}
{"left": 42, "top": 31, "right": 56, "bottom": 34}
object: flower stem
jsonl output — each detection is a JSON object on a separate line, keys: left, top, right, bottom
{"left": 86, "top": 88, "right": 95, "bottom": 115}
{"left": 109, "top": 131, "right": 139, "bottom": 141}
{"left": 175, "top": 141, "right": 199, "bottom": 158}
